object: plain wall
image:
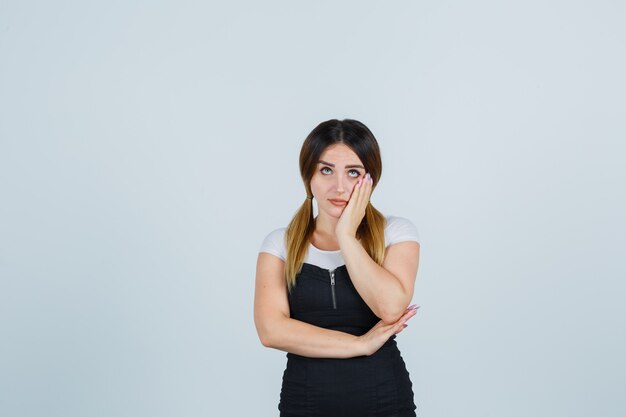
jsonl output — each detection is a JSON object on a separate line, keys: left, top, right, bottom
{"left": 1, "top": 1, "right": 624, "bottom": 416}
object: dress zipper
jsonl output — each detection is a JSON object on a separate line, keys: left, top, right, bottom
{"left": 329, "top": 269, "right": 337, "bottom": 309}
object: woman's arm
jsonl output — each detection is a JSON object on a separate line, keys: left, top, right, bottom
{"left": 261, "top": 315, "right": 364, "bottom": 358}
{"left": 338, "top": 237, "right": 420, "bottom": 325}
{"left": 254, "top": 253, "right": 365, "bottom": 359}
{"left": 334, "top": 175, "right": 421, "bottom": 325}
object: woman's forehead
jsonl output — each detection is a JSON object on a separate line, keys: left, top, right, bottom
{"left": 319, "top": 144, "right": 362, "bottom": 165}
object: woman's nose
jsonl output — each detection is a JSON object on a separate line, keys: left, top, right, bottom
{"left": 335, "top": 176, "right": 348, "bottom": 193}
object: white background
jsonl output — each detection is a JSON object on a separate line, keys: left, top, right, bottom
{"left": 1, "top": 1, "right": 624, "bottom": 416}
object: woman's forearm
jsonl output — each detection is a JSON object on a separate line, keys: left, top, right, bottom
{"left": 263, "top": 317, "right": 364, "bottom": 358}
{"left": 338, "top": 235, "right": 413, "bottom": 324}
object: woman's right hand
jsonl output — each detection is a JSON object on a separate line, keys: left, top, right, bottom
{"left": 356, "top": 305, "right": 420, "bottom": 357}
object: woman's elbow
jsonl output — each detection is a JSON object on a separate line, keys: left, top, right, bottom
{"left": 255, "top": 321, "right": 274, "bottom": 348}
{"left": 380, "top": 310, "right": 403, "bottom": 325}
{"left": 255, "top": 314, "right": 287, "bottom": 348}
{"left": 379, "top": 304, "right": 410, "bottom": 325}
{"left": 259, "top": 334, "right": 272, "bottom": 348}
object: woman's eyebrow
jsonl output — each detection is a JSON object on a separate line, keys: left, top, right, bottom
{"left": 318, "top": 160, "right": 364, "bottom": 169}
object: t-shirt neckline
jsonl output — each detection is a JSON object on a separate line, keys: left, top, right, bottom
{"left": 308, "top": 242, "right": 341, "bottom": 253}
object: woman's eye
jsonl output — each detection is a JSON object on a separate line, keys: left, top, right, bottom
{"left": 320, "top": 167, "right": 362, "bottom": 177}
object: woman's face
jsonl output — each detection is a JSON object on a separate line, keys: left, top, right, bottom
{"left": 310, "top": 143, "right": 366, "bottom": 218}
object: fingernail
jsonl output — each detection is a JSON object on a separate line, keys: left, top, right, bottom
{"left": 402, "top": 311, "right": 416, "bottom": 322}
{"left": 408, "top": 304, "right": 417, "bottom": 310}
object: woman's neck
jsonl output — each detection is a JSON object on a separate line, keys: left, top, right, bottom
{"left": 314, "top": 214, "right": 338, "bottom": 238}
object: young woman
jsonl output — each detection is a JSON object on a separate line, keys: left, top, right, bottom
{"left": 254, "top": 119, "right": 421, "bottom": 417}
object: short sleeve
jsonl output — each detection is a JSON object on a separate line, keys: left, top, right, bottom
{"left": 385, "top": 216, "right": 420, "bottom": 247}
{"left": 258, "top": 227, "right": 287, "bottom": 261}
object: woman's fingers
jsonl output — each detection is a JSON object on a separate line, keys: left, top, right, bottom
{"left": 362, "top": 173, "right": 373, "bottom": 207}
{"left": 395, "top": 323, "right": 408, "bottom": 335}
{"left": 353, "top": 172, "right": 372, "bottom": 214}
{"left": 400, "top": 306, "right": 420, "bottom": 322}
{"left": 394, "top": 306, "right": 420, "bottom": 335}
{"left": 400, "top": 308, "right": 418, "bottom": 324}
{"left": 376, "top": 305, "right": 421, "bottom": 337}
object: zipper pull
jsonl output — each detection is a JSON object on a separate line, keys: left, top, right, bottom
{"left": 329, "top": 269, "right": 337, "bottom": 309}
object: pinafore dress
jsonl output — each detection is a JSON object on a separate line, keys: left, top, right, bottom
{"left": 278, "top": 262, "right": 417, "bottom": 417}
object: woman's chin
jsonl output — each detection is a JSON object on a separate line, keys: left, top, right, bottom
{"left": 328, "top": 206, "right": 346, "bottom": 217}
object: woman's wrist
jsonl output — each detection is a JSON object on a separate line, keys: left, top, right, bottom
{"left": 352, "top": 335, "right": 368, "bottom": 357}
{"left": 337, "top": 233, "right": 357, "bottom": 247}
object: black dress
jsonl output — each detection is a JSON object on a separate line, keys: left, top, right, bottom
{"left": 278, "top": 263, "right": 417, "bottom": 417}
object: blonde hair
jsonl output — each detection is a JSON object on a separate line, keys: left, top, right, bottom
{"left": 284, "top": 119, "right": 388, "bottom": 292}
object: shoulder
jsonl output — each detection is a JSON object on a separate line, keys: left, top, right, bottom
{"left": 258, "top": 227, "right": 287, "bottom": 261}
{"left": 384, "top": 215, "right": 420, "bottom": 246}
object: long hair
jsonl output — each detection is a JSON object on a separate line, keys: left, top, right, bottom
{"left": 284, "top": 119, "right": 387, "bottom": 291}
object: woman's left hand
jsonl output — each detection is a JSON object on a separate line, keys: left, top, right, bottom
{"left": 335, "top": 172, "right": 373, "bottom": 239}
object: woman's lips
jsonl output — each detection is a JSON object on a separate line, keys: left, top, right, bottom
{"left": 329, "top": 199, "right": 347, "bottom": 206}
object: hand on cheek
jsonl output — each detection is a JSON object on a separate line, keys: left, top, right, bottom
{"left": 336, "top": 172, "right": 373, "bottom": 237}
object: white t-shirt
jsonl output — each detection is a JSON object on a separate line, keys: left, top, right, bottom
{"left": 258, "top": 215, "right": 420, "bottom": 270}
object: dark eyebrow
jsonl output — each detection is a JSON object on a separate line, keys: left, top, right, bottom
{"left": 318, "top": 160, "right": 365, "bottom": 169}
